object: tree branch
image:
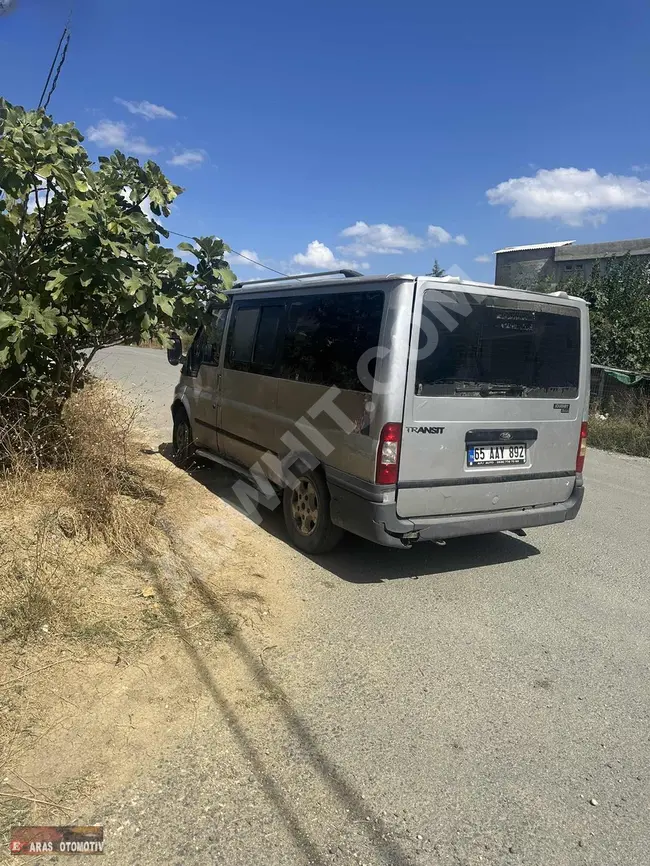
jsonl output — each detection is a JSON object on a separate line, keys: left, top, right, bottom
{"left": 32, "top": 177, "right": 46, "bottom": 231}
{"left": 126, "top": 189, "right": 152, "bottom": 214}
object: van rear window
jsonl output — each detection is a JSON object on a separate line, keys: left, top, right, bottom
{"left": 415, "top": 291, "right": 581, "bottom": 398}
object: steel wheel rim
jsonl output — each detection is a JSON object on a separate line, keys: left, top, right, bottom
{"left": 176, "top": 421, "right": 190, "bottom": 457}
{"left": 290, "top": 478, "right": 319, "bottom": 536}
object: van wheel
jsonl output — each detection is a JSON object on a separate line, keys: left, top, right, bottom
{"left": 283, "top": 471, "right": 343, "bottom": 555}
{"left": 172, "top": 409, "right": 195, "bottom": 467}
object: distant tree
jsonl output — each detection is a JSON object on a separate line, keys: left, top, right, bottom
{"left": 557, "top": 256, "right": 650, "bottom": 370}
{"left": 428, "top": 259, "right": 446, "bottom": 277}
{"left": 535, "top": 274, "right": 557, "bottom": 293}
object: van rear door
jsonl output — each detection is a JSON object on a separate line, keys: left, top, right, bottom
{"left": 396, "top": 280, "right": 588, "bottom": 519}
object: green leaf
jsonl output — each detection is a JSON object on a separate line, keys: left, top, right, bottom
{"left": 154, "top": 295, "right": 174, "bottom": 316}
{"left": 0, "top": 311, "right": 15, "bottom": 331}
{"left": 215, "top": 267, "right": 236, "bottom": 290}
{"left": 66, "top": 204, "right": 93, "bottom": 225}
{"left": 40, "top": 317, "right": 59, "bottom": 336}
{"left": 125, "top": 276, "right": 143, "bottom": 295}
{"left": 13, "top": 338, "right": 27, "bottom": 364}
{"left": 177, "top": 241, "right": 196, "bottom": 254}
{"left": 45, "top": 270, "right": 67, "bottom": 291}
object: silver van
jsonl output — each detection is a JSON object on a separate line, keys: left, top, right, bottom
{"left": 168, "top": 270, "right": 589, "bottom": 554}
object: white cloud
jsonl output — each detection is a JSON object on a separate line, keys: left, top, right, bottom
{"left": 168, "top": 149, "right": 207, "bottom": 168}
{"left": 114, "top": 98, "right": 177, "bottom": 121}
{"left": 292, "top": 240, "right": 365, "bottom": 272}
{"left": 486, "top": 167, "right": 650, "bottom": 226}
{"left": 632, "top": 164, "right": 650, "bottom": 174}
{"left": 427, "top": 225, "right": 468, "bottom": 246}
{"left": 27, "top": 188, "right": 50, "bottom": 214}
{"left": 337, "top": 221, "right": 468, "bottom": 255}
{"left": 86, "top": 120, "right": 158, "bottom": 157}
{"left": 474, "top": 254, "right": 492, "bottom": 263}
{"left": 338, "top": 221, "right": 423, "bottom": 256}
{"left": 228, "top": 249, "right": 266, "bottom": 271}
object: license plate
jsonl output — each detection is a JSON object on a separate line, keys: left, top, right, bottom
{"left": 467, "top": 444, "right": 527, "bottom": 466}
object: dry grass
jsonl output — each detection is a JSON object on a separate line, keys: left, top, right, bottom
{"left": 0, "top": 380, "right": 291, "bottom": 844}
{"left": 61, "top": 383, "right": 169, "bottom": 550}
{"left": 0, "top": 382, "right": 176, "bottom": 647}
{"left": 590, "top": 399, "right": 650, "bottom": 458}
{"left": 0, "top": 382, "right": 184, "bottom": 837}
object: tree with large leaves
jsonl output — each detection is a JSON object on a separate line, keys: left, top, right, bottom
{"left": 0, "top": 98, "right": 235, "bottom": 412}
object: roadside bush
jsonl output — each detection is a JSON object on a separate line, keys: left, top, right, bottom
{"left": 590, "top": 400, "right": 650, "bottom": 458}
{"left": 61, "top": 382, "right": 168, "bottom": 549}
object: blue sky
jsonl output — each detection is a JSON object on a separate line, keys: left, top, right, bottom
{"left": 2, "top": 0, "right": 650, "bottom": 281}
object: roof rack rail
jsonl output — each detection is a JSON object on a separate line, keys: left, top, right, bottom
{"left": 232, "top": 269, "right": 363, "bottom": 289}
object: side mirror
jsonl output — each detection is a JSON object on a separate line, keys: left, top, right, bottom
{"left": 167, "top": 332, "right": 183, "bottom": 366}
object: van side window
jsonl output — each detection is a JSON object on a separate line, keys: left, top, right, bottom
{"left": 186, "top": 327, "right": 206, "bottom": 376}
{"left": 203, "top": 308, "right": 228, "bottom": 365}
{"left": 252, "top": 306, "right": 283, "bottom": 368}
{"left": 227, "top": 306, "right": 260, "bottom": 369}
{"left": 280, "top": 291, "right": 384, "bottom": 391}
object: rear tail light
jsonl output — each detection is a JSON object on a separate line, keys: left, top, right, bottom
{"left": 576, "top": 421, "right": 588, "bottom": 473}
{"left": 376, "top": 422, "right": 402, "bottom": 485}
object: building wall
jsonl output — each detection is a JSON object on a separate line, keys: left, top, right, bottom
{"left": 496, "top": 240, "right": 650, "bottom": 290}
{"left": 555, "top": 258, "right": 593, "bottom": 282}
{"left": 494, "top": 248, "right": 556, "bottom": 289}
{"left": 556, "top": 254, "right": 650, "bottom": 283}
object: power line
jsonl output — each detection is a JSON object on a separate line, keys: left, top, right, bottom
{"left": 42, "top": 30, "right": 70, "bottom": 112}
{"left": 37, "top": 4, "right": 73, "bottom": 110}
{"left": 38, "top": 27, "right": 68, "bottom": 109}
{"left": 165, "top": 228, "right": 289, "bottom": 277}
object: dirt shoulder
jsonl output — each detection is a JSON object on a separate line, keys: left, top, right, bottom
{"left": 0, "top": 399, "right": 301, "bottom": 853}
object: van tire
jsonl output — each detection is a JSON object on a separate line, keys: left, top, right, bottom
{"left": 283, "top": 470, "right": 343, "bottom": 555}
{"left": 172, "top": 408, "right": 195, "bottom": 467}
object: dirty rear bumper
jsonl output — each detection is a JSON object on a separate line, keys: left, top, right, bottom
{"left": 328, "top": 475, "right": 585, "bottom": 549}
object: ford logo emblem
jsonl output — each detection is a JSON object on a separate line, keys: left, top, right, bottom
{"left": 500, "top": 431, "right": 512, "bottom": 440}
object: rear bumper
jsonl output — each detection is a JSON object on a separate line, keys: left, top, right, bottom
{"left": 328, "top": 477, "right": 585, "bottom": 549}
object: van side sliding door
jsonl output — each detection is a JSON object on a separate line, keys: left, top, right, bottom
{"left": 218, "top": 299, "right": 286, "bottom": 469}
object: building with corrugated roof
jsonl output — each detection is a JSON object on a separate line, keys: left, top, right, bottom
{"left": 494, "top": 237, "right": 650, "bottom": 289}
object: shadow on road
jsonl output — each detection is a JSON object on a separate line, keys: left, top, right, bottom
{"left": 159, "top": 443, "right": 541, "bottom": 583}
{"left": 150, "top": 520, "right": 421, "bottom": 866}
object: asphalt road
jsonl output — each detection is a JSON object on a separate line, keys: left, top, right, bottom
{"left": 90, "top": 346, "right": 650, "bottom": 866}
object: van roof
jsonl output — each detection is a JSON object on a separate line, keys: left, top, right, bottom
{"left": 228, "top": 272, "right": 586, "bottom": 305}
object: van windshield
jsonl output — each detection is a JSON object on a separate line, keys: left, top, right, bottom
{"left": 415, "top": 291, "right": 581, "bottom": 398}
